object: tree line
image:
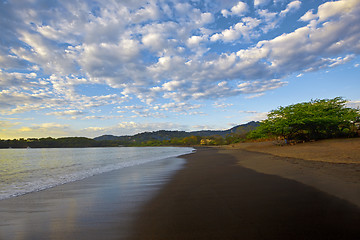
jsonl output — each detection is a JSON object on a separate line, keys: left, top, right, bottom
{"left": 0, "top": 134, "right": 247, "bottom": 148}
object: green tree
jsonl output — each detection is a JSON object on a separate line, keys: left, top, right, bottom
{"left": 249, "top": 97, "right": 359, "bottom": 141}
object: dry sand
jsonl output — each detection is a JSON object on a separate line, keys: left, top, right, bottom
{"left": 226, "top": 138, "right": 360, "bottom": 164}
{"left": 219, "top": 138, "right": 360, "bottom": 208}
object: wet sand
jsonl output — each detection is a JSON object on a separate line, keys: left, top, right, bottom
{"left": 0, "top": 157, "right": 185, "bottom": 240}
{"left": 129, "top": 148, "right": 360, "bottom": 240}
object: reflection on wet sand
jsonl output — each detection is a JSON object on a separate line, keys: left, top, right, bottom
{"left": 0, "top": 157, "right": 185, "bottom": 240}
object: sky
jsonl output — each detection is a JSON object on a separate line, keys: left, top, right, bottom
{"left": 0, "top": 0, "right": 359, "bottom": 139}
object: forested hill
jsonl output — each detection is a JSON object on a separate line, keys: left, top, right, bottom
{"left": 94, "top": 121, "right": 260, "bottom": 142}
{"left": 0, "top": 121, "right": 259, "bottom": 148}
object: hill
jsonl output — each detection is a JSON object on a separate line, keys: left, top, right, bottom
{"left": 94, "top": 121, "right": 260, "bottom": 143}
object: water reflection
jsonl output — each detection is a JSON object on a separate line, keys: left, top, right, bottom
{"left": 0, "top": 157, "right": 185, "bottom": 240}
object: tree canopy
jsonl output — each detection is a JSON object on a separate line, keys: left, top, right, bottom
{"left": 248, "top": 97, "right": 360, "bottom": 141}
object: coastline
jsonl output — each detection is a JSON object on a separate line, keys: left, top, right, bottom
{"left": 1, "top": 145, "right": 359, "bottom": 239}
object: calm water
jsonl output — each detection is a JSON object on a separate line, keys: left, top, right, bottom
{"left": 0, "top": 147, "right": 194, "bottom": 200}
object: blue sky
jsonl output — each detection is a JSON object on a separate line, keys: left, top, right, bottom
{"left": 0, "top": 0, "right": 359, "bottom": 139}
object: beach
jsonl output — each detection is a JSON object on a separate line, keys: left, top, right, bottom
{"left": 1, "top": 142, "right": 360, "bottom": 239}
{"left": 129, "top": 147, "right": 360, "bottom": 240}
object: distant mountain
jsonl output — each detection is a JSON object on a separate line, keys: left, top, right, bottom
{"left": 94, "top": 121, "right": 260, "bottom": 142}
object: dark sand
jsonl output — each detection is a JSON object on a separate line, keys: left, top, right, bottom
{"left": 129, "top": 148, "right": 360, "bottom": 240}
{"left": 1, "top": 147, "right": 359, "bottom": 239}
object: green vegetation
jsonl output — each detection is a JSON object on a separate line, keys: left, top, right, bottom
{"left": 0, "top": 122, "right": 259, "bottom": 148}
{"left": 248, "top": 97, "right": 360, "bottom": 142}
{"left": 0, "top": 137, "right": 117, "bottom": 149}
{"left": 0, "top": 135, "right": 239, "bottom": 148}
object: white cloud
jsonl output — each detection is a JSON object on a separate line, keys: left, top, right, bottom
{"left": 221, "top": 1, "right": 248, "bottom": 17}
{"left": 346, "top": 100, "right": 360, "bottom": 109}
{"left": 245, "top": 93, "right": 265, "bottom": 99}
{"left": 280, "top": 1, "right": 301, "bottom": 17}
{"left": 300, "top": 9, "right": 317, "bottom": 22}
{"left": 211, "top": 17, "right": 261, "bottom": 42}
{"left": 254, "top": 0, "right": 271, "bottom": 8}
{"left": 131, "top": 2, "right": 160, "bottom": 23}
{"left": 238, "top": 79, "right": 287, "bottom": 94}
{"left": 0, "top": 0, "right": 359, "bottom": 125}
{"left": 243, "top": 111, "right": 269, "bottom": 122}
{"left": 187, "top": 35, "right": 208, "bottom": 47}
{"left": 213, "top": 102, "right": 234, "bottom": 108}
{"left": 316, "top": 0, "right": 358, "bottom": 23}
{"left": 142, "top": 33, "right": 166, "bottom": 52}
{"left": 46, "top": 110, "right": 85, "bottom": 117}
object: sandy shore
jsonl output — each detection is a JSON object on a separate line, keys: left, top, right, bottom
{"left": 219, "top": 138, "right": 360, "bottom": 207}
{"left": 1, "top": 145, "right": 359, "bottom": 239}
{"left": 226, "top": 138, "right": 360, "bottom": 164}
{"left": 129, "top": 148, "right": 360, "bottom": 240}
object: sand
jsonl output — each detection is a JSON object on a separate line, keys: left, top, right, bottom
{"left": 1, "top": 144, "right": 359, "bottom": 239}
{"left": 129, "top": 147, "right": 360, "bottom": 240}
{"left": 226, "top": 138, "right": 360, "bottom": 164}
{"left": 219, "top": 138, "right": 360, "bottom": 208}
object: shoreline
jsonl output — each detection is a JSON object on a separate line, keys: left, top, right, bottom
{"left": 0, "top": 156, "right": 186, "bottom": 240}
{"left": 1, "top": 146, "right": 359, "bottom": 239}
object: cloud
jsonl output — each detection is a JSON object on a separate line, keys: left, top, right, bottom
{"left": 0, "top": 0, "right": 359, "bottom": 120}
{"left": 221, "top": 1, "right": 248, "bottom": 17}
{"left": 316, "top": 0, "right": 358, "bottom": 23}
{"left": 210, "top": 17, "right": 261, "bottom": 42}
{"left": 242, "top": 111, "right": 269, "bottom": 122}
{"left": 346, "top": 100, "right": 360, "bottom": 109}
{"left": 245, "top": 93, "right": 265, "bottom": 99}
{"left": 280, "top": 1, "right": 301, "bottom": 17}
{"left": 213, "top": 102, "right": 234, "bottom": 109}
{"left": 238, "top": 79, "right": 287, "bottom": 94}
{"left": 0, "top": 120, "right": 20, "bottom": 129}
{"left": 1, "top": 123, "right": 72, "bottom": 139}
{"left": 254, "top": 0, "right": 271, "bottom": 8}
{"left": 46, "top": 110, "right": 85, "bottom": 119}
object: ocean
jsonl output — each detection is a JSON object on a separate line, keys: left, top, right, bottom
{"left": 0, "top": 147, "right": 195, "bottom": 201}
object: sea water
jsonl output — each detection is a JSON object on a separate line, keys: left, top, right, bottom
{"left": 0, "top": 147, "right": 194, "bottom": 200}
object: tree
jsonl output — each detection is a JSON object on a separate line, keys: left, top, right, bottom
{"left": 249, "top": 97, "right": 360, "bottom": 141}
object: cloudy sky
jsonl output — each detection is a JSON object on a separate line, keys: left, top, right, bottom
{"left": 0, "top": 0, "right": 359, "bottom": 139}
